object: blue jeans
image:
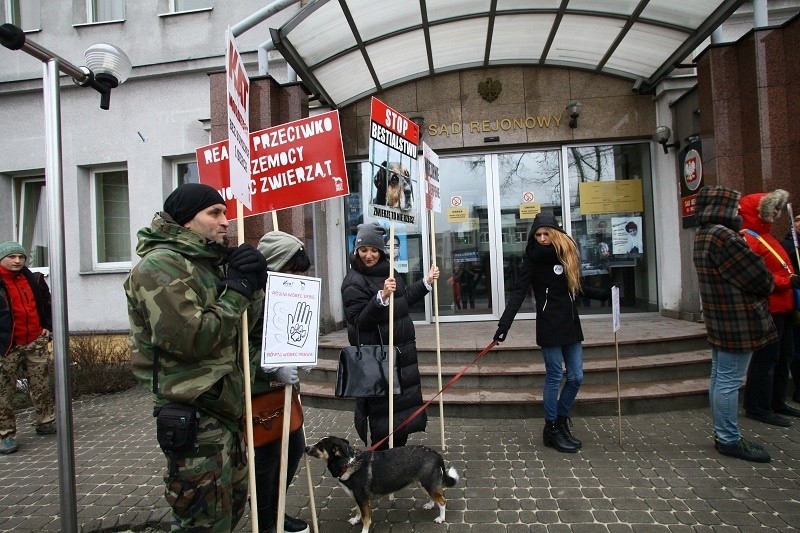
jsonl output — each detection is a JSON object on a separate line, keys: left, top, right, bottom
{"left": 541, "top": 342, "right": 584, "bottom": 421}
{"left": 710, "top": 347, "right": 752, "bottom": 444}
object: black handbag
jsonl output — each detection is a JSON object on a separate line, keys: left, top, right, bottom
{"left": 335, "top": 325, "right": 401, "bottom": 398}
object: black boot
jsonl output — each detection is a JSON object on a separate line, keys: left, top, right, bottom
{"left": 556, "top": 416, "right": 582, "bottom": 449}
{"left": 543, "top": 420, "right": 577, "bottom": 453}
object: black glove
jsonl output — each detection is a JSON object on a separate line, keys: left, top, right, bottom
{"left": 224, "top": 245, "right": 263, "bottom": 299}
{"left": 493, "top": 325, "right": 509, "bottom": 343}
{"left": 227, "top": 244, "right": 267, "bottom": 274}
{"left": 791, "top": 275, "right": 800, "bottom": 289}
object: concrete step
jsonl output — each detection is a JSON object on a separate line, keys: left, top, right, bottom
{"left": 303, "top": 349, "right": 711, "bottom": 390}
{"left": 318, "top": 330, "right": 710, "bottom": 362}
{"left": 301, "top": 315, "right": 712, "bottom": 417}
{"left": 299, "top": 376, "right": 710, "bottom": 418}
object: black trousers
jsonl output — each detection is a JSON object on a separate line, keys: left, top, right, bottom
{"left": 744, "top": 312, "right": 794, "bottom": 415}
{"left": 253, "top": 427, "right": 305, "bottom": 533}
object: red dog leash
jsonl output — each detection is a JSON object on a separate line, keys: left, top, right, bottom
{"left": 368, "top": 340, "right": 499, "bottom": 451}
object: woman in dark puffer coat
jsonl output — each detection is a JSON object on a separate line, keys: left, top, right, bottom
{"left": 341, "top": 222, "right": 439, "bottom": 449}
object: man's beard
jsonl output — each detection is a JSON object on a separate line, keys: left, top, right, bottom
{"left": 221, "top": 234, "right": 230, "bottom": 247}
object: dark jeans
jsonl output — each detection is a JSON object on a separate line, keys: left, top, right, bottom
{"left": 744, "top": 312, "right": 794, "bottom": 415}
{"left": 254, "top": 427, "right": 305, "bottom": 533}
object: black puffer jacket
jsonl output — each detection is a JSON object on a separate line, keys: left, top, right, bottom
{"left": 499, "top": 239, "right": 607, "bottom": 347}
{"left": 341, "top": 256, "right": 429, "bottom": 446}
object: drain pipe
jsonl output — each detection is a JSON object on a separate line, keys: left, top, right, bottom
{"left": 231, "top": 0, "right": 300, "bottom": 80}
{"left": 257, "top": 40, "right": 274, "bottom": 76}
{"left": 230, "top": 0, "right": 299, "bottom": 37}
{"left": 752, "top": 0, "right": 768, "bottom": 28}
{"left": 257, "top": 38, "right": 297, "bottom": 81}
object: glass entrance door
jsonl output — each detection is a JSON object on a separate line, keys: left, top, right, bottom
{"left": 431, "top": 151, "right": 565, "bottom": 322}
{"left": 493, "top": 150, "right": 563, "bottom": 318}
{"left": 415, "top": 142, "right": 656, "bottom": 323}
{"left": 432, "top": 155, "right": 496, "bottom": 320}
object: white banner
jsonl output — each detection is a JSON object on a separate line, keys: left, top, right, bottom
{"left": 422, "top": 141, "right": 441, "bottom": 213}
{"left": 225, "top": 29, "right": 252, "bottom": 209}
{"left": 261, "top": 272, "right": 321, "bottom": 367}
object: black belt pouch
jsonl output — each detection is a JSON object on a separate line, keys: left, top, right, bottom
{"left": 155, "top": 402, "right": 200, "bottom": 452}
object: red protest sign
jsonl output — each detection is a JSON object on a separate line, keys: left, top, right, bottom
{"left": 195, "top": 110, "right": 349, "bottom": 217}
{"left": 370, "top": 97, "right": 419, "bottom": 147}
{"left": 366, "top": 97, "right": 420, "bottom": 227}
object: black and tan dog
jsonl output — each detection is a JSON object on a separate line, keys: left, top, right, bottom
{"left": 306, "top": 436, "right": 459, "bottom": 532}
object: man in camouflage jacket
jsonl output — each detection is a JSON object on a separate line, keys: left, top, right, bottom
{"left": 124, "top": 183, "right": 266, "bottom": 531}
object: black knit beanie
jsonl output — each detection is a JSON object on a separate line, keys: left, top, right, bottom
{"left": 163, "top": 183, "right": 226, "bottom": 225}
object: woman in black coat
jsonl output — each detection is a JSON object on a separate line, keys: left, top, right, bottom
{"left": 341, "top": 222, "right": 439, "bottom": 449}
{"left": 494, "top": 213, "right": 609, "bottom": 453}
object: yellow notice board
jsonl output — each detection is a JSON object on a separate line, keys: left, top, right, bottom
{"left": 519, "top": 202, "right": 541, "bottom": 219}
{"left": 447, "top": 207, "right": 469, "bottom": 223}
{"left": 579, "top": 180, "right": 643, "bottom": 215}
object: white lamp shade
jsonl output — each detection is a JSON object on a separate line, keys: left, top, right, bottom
{"left": 84, "top": 43, "right": 132, "bottom": 84}
{"left": 653, "top": 125, "right": 671, "bottom": 142}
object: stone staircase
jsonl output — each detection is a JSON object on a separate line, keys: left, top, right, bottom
{"left": 300, "top": 315, "right": 712, "bottom": 418}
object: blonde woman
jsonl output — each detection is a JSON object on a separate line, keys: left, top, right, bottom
{"left": 494, "top": 213, "right": 610, "bottom": 453}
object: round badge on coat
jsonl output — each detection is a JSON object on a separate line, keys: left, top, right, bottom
{"left": 553, "top": 265, "right": 564, "bottom": 275}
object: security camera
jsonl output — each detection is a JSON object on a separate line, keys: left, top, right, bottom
{"left": 631, "top": 78, "right": 644, "bottom": 94}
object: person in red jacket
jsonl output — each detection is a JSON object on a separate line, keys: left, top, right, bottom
{"left": 739, "top": 190, "right": 800, "bottom": 427}
{"left": 0, "top": 241, "right": 55, "bottom": 455}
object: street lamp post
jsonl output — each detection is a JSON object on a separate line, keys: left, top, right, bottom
{"left": 0, "top": 23, "right": 131, "bottom": 532}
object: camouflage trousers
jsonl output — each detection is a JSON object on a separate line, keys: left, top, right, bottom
{"left": 0, "top": 334, "right": 56, "bottom": 438}
{"left": 163, "top": 412, "right": 248, "bottom": 532}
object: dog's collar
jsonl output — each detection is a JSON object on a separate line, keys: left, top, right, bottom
{"left": 334, "top": 457, "right": 356, "bottom": 479}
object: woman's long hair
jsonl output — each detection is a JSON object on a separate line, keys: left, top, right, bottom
{"left": 547, "top": 230, "right": 581, "bottom": 295}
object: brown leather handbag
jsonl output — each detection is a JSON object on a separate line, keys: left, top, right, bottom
{"left": 251, "top": 387, "right": 304, "bottom": 446}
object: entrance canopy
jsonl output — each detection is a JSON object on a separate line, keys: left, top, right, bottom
{"left": 270, "top": 0, "right": 745, "bottom": 108}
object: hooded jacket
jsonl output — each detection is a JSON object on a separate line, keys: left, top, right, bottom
{"left": 498, "top": 225, "right": 607, "bottom": 347}
{"left": 0, "top": 266, "right": 51, "bottom": 356}
{"left": 693, "top": 186, "right": 777, "bottom": 351}
{"left": 124, "top": 212, "right": 263, "bottom": 431}
{"left": 739, "top": 190, "right": 795, "bottom": 314}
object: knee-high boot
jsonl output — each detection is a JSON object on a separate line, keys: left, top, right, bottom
{"left": 543, "top": 420, "right": 577, "bottom": 453}
{"left": 556, "top": 416, "right": 582, "bottom": 449}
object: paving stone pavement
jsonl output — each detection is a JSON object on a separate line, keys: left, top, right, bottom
{"left": 1, "top": 386, "right": 799, "bottom": 532}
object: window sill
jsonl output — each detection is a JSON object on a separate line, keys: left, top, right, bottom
{"left": 158, "top": 7, "right": 213, "bottom": 18}
{"left": 72, "top": 19, "right": 125, "bottom": 28}
{"left": 79, "top": 267, "right": 131, "bottom": 275}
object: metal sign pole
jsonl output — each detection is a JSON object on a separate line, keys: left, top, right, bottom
{"left": 43, "top": 57, "right": 78, "bottom": 533}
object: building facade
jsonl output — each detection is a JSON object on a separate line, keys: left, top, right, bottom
{"left": 1, "top": 1, "right": 799, "bottom": 334}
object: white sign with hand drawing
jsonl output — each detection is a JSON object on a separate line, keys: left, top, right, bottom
{"left": 261, "top": 272, "right": 321, "bottom": 368}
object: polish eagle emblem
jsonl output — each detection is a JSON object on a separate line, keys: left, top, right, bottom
{"left": 478, "top": 77, "right": 502, "bottom": 102}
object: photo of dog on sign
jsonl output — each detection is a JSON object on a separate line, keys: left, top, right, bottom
{"left": 372, "top": 160, "right": 414, "bottom": 212}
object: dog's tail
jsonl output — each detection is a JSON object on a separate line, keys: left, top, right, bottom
{"left": 443, "top": 465, "right": 459, "bottom": 487}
